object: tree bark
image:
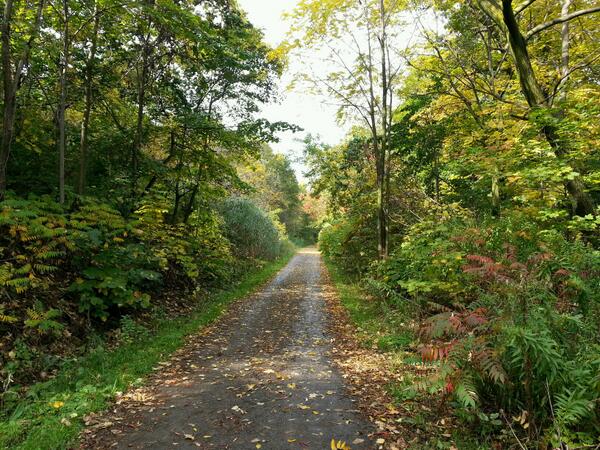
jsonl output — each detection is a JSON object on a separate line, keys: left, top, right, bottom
{"left": 499, "top": 0, "right": 595, "bottom": 216}
{"left": 0, "top": 0, "right": 15, "bottom": 197}
{"left": 132, "top": 49, "right": 148, "bottom": 197}
{"left": 182, "top": 183, "right": 199, "bottom": 224}
{"left": 58, "top": 0, "right": 70, "bottom": 204}
{"left": 170, "top": 181, "right": 181, "bottom": 224}
{"left": 379, "top": 0, "right": 390, "bottom": 258}
{"left": 131, "top": 0, "right": 154, "bottom": 201}
{"left": 492, "top": 173, "right": 501, "bottom": 217}
{"left": 78, "top": 5, "right": 100, "bottom": 195}
{"left": 0, "top": 0, "right": 44, "bottom": 198}
{"left": 364, "top": 3, "right": 388, "bottom": 260}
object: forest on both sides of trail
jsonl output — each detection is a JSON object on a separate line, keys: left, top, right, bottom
{"left": 286, "top": 0, "right": 600, "bottom": 448}
{"left": 0, "top": 0, "right": 599, "bottom": 449}
{"left": 0, "top": 1, "right": 324, "bottom": 446}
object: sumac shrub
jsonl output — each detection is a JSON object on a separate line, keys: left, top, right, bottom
{"left": 368, "top": 213, "right": 600, "bottom": 446}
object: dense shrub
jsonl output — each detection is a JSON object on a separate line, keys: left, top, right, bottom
{"left": 0, "top": 195, "right": 234, "bottom": 385}
{"left": 318, "top": 216, "right": 378, "bottom": 275}
{"left": 368, "top": 214, "right": 600, "bottom": 446}
{"left": 220, "top": 197, "right": 291, "bottom": 260}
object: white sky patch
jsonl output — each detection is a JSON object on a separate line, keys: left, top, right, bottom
{"left": 236, "top": 0, "right": 350, "bottom": 181}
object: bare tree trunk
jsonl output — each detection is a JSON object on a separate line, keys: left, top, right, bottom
{"left": 182, "top": 183, "right": 199, "bottom": 224}
{"left": 58, "top": 0, "right": 70, "bottom": 204}
{"left": 131, "top": 0, "right": 154, "bottom": 202}
{"left": 492, "top": 173, "right": 501, "bottom": 217}
{"left": 132, "top": 49, "right": 148, "bottom": 197}
{"left": 364, "top": 4, "right": 387, "bottom": 260}
{"left": 379, "top": 0, "right": 390, "bottom": 258}
{"left": 560, "top": 0, "right": 572, "bottom": 92}
{"left": 78, "top": 6, "right": 100, "bottom": 195}
{"left": 170, "top": 181, "right": 181, "bottom": 224}
{"left": 434, "top": 152, "right": 440, "bottom": 202}
{"left": 0, "top": 0, "right": 44, "bottom": 198}
{"left": 0, "top": 0, "right": 14, "bottom": 197}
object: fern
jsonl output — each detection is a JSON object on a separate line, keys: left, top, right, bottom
{"left": 33, "top": 263, "right": 58, "bottom": 274}
{"left": 5, "top": 277, "right": 31, "bottom": 293}
{"left": 554, "top": 390, "right": 594, "bottom": 426}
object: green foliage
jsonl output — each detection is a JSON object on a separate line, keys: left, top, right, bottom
{"left": 366, "top": 214, "right": 600, "bottom": 444}
{"left": 24, "top": 302, "right": 63, "bottom": 335}
{"left": 319, "top": 217, "right": 378, "bottom": 275}
{"left": 238, "top": 146, "right": 316, "bottom": 241}
{"left": 220, "top": 197, "right": 289, "bottom": 261}
{"left": 117, "top": 316, "right": 150, "bottom": 345}
{"left": 0, "top": 194, "right": 250, "bottom": 384}
{"left": 289, "top": 0, "right": 599, "bottom": 446}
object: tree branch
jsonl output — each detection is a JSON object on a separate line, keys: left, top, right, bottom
{"left": 526, "top": 6, "right": 600, "bottom": 40}
{"left": 514, "top": 0, "right": 538, "bottom": 15}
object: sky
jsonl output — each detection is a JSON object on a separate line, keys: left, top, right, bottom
{"left": 235, "top": 0, "right": 349, "bottom": 180}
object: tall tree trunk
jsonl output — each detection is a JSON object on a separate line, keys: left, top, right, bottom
{"left": 182, "top": 183, "right": 199, "bottom": 224}
{"left": 131, "top": 0, "right": 154, "bottom": 202}
{"left": 379, "top": 0, "right": 389, "bottom": 258}
{"left": 500, "top": 0, "right": 595, "bottom": 216}
{"left": 132, "top": 49, "right": 148, "bottom": 198}
{"left": 434, "top": 152, "right": 440, "bottom": 202}
{"left": 492, "top": 172, "right": 501, "bottom": 217}
{"left": 58, "top": 0, "right": 70, "bottom": 204}
{"left": 1, "top": 0, "right": 44, "bottom": 198}
{"left": 560, "top": 0, "right": 572, "bottom": 94}
{"left": 0, "top": 0, "right": 15, "bottom": 198}
{"left": 365, "top": 5, "right": 387, "bottom": 260}
{"left": 78, "top": 6, "right": 100, "bottom": 195}
{"left": 376, "top": 150, "right": 387, "bottom": 259}
{"left": 170, "top": 181, "right": 181, "bottom": 224}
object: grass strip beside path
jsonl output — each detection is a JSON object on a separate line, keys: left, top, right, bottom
{"left": 323, "top": 257, "right": 411, "bottom": 350}
{"left": 0, "top": 251, "right": 295, "bottom": 450}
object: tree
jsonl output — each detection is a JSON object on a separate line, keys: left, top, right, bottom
{"left": 0, "top": 0, "right": 45, "bottom": 198}
{"left": 413, "top": 0, "right": 599, "bottom": 217}
{"left": 285, "top": 0, "right": 408, "bottom": 258}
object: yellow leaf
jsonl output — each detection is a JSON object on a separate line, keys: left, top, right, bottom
{"left": 50, "top": 401, "right": 64, "bottom": 409}
{"left": 331, "top": 439, "right": 351, "bottom": 450}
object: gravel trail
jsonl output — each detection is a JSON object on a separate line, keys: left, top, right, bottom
{"left": 81, "top": 249, "right": 373, "bottom": 449}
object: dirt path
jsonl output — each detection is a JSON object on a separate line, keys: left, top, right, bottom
{"left": 81, "top": 249, "right": 374, "bottom": 449}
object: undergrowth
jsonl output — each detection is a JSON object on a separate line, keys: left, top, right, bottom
{"left": 0, "top": 250, "right": 294, "bottom": 450}
{"left": 321, "top": 212, "right": 600, "bottom": 448}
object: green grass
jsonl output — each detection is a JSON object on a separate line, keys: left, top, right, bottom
{"left": 0, "top": 251, "right": 295, "bottom": 450}
{"left": 323, "top": 256, "right": 414, "bottom": 350}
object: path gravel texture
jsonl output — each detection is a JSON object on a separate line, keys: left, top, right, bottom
{"left": 81, "top": 249, "right": 374, "bottom": 449}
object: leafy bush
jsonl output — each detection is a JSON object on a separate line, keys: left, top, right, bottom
{"left": 319, "top": 216, "right": 378, "bottom": 275}
{"left": 220, "top": 197, "right": 289, "bottom": 260}
{"left": 367, "top": 213, "right": 600, "bottom": 446}
{"left": 0, "top": 195, "right": 238, "bottom": 385}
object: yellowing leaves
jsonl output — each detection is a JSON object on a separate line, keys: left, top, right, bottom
{"left": 50, "top": 401, "right": 65, "bottom": 409}
{"left": 331, "top": 438, "right": 351, "bottom": 449}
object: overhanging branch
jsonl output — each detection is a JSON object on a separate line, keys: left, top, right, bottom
{"left": 526, "top": 6, "right": 600, "bottom": 40}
